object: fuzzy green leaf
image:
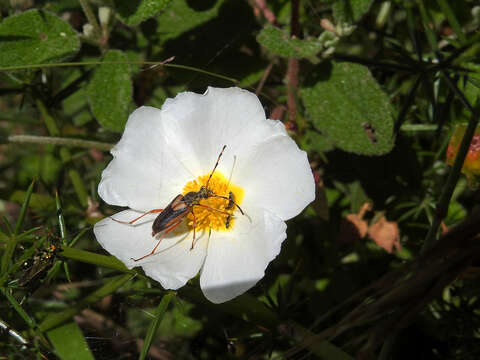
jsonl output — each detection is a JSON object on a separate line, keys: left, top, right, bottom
{"left": 87, "top": 50, "right": 133, "bottom": 131}
{"left": 257, "top": 24, "right": 322, "bottom": 60}
{"left": 116, "top": 0, "right": 173, "bottom": 26}
{"left": 301, "top": 61, "right": 394, "bottom": 155}
{"left": 0, "top": 9, "right": 80, "bottom": 68}
{"left": 301, "top": 130, "right": 335, "bottom": 153}
{"left": 332, "top": 0, "right": 374, "bottom": 23}
{"left": 47, "top": 322, "right": 94, "bottom": 360}
{"left": 156, "top": 0, "right": 224, "bottom": 42}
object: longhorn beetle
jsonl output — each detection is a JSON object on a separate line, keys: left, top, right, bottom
{"left": 113, "top": 145, "right": 245, "bottom": 261}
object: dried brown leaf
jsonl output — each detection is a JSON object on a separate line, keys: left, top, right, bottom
{"left": 368, "top": 216, "right": 401, "bottom": 253}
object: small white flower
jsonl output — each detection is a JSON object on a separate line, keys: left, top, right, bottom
{"left": 93, "top": 87, "right": 315, "bottom": 303}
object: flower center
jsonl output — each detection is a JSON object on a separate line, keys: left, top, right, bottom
{"left": 182, "top": 172, "right": 244, "bottom": 232}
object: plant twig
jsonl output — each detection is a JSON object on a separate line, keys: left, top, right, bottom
{"left": 8, "top": 135, "right": 113, "bottom": 151}
{"left": 254, "top": 0, "right": 278, "bottom": 25}
{"left": 256, "top": 62, "right": 273, "bottom": 95}
{"left": 0, "top": 61, "right": 239, "bottom": 84}
{"left": 79, "top": 0, "right": 102, "bottom": 40}
{"left": 287, "top": 0, "right": 300, "bottom": 124}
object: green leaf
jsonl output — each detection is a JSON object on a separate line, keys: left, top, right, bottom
{"left": 300, "top": 130, "right": 335, "bottom": 153}
{"left": 14, "top": 179, "right": 35, "bottom": 235}
{"left": 0, "top": 9, "right": 80, "bottom": 68}
{"left": 47, "top": 322, "right": 94, "bottom": 360}
{"left": 60, "top": 246, "right": 133, "bottom": 273}
{"left": 301, "top": 61, "right": 394, "bottom": 155}
{"left": 156, "top": 303, "right": 202, "bottom": 338}
{"left": 39, "top": 274, "right": 133, "bottom": 332}
{"left": 115, "top": 0, "right": 173, "bottom": 26}
{"left": 87, "top": 50, "right": 133, "bottom": 131}
{"left": 460, "top": 63, "right": 480, "bottom": 107}
{"left": 332, "top": 0, "right": 374, "bottom": 23}
{"left": 156, "top": 0, "right": 224, "bottom": 42}
{"left": 1, "top": 180, "right": 35, "bottom": 275}
{"left": 446, "top": 200, "right": 466, "bottom": 226}
{"left": 9, "top": 191, "right": 55, "bottom": 210}
{"left": 257, "top": 24, "right": 322, "bottom": 60}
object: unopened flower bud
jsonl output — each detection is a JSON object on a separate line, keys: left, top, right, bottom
{"left": 83, "top": 23, "right": 94, "bottom": 38}
{"left": 446, "top": 124, "right": 480, "bottom": 187}
{"left": 98, "top": 7, "right": 111, "bottom": 26}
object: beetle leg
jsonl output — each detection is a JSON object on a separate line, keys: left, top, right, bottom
{"left": 130, "top": 219, "right": 182, "bottom": 262}
{"left": 112, "top": 209, "right": 163, "bottom": 225}
{"left": 195, "top": 204, "right": 231, "bottom": 215}
{"left": 208, "top": 194, "right": 245, "bottom": 215}
{"left": 190, "top": 211, "right": 197, "bottom": 250}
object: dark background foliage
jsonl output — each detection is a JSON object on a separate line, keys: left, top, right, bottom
{"left": 1, "top": 0, "right": 480, "bottom": 359}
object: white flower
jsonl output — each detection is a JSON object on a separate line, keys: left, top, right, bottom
{"left": 93, "top": 87, "right": 315, "bottom": 303}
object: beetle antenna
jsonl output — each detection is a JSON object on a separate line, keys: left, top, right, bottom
{"left": 206, "top": 145, "right": 226, "bottom": 188}
{"left": 226, "top": 155, "right": 236, "bottom": 190}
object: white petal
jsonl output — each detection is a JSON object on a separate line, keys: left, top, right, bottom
{"left": 236, "top": 135, "right": 315, "bottom": 220}
{"left": 160, "top": 87, "right": 288, "bottom": 178}
{"left": 93, "top": 210, "right": 207, "bottom": 290}
{"left": 98, "top": 106, "right": 194, "bottom": 210}
{"left": 200, "top": 207, "right": 286, "bottom": 303}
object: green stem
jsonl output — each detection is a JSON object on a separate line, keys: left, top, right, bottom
{"left": 0, "top": 61, "right": 239, "bottom": 84}
{"left": 35, "top": 99, "right": 60, "bottom": 136}
{"left": 418, "top": 0, "right": 438, "bottom": 51}
{"left": 8, "top": 135, "right": 113, "bottom": 151}
{"left": 79, "top": 0, "right": 102, "bottom": 40}
{"left": 375, "top": 2, "right": 391, "bottom": 28}
{"left": 36, "top": 100, "right": 89, "bottom": 207}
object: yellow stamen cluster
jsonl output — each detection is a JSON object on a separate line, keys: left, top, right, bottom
{"left": 183, "top": 172, "right": 244, "bottom": 232}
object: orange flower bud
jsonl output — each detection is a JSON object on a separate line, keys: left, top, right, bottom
{"left": 446, "top": 124, "right": 480, "bottom": 187}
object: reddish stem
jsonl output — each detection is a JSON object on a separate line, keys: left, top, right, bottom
{"left": 254, "top": 0, "right": 278, "bottom": 25}
{"left": 287, "top": 0, "right": 300, "bottom": 123}
{"left": 256, "top": 62, "right": 274, "bottom": 95}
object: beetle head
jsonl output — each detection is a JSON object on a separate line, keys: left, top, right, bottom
{"left": 198, "top": 186, "right": 214, "bottom": 199}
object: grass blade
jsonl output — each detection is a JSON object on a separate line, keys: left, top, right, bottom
{"left": 38, "top": 274, "right": 134, "bottom": 332}
{"left": 47, "top": 322, "right": 94, "bottom": 360}
{"left": 139, "top": 291, "right": 174, "bottom": 360}
{"left": 60, "top": 246, "right": 134, "bottom": 273}
{"left": 0, "top": 234, "right": 47, "bottom": 287}
{"left": 1, "top": 180, "right": 35, "bottom": 274}
{"left": 14, "top": 179, "right": 35, "bottom": 235}
{"left": 1, "top": 288, "right": 36, "bottom": 328}
{"left": 436, "top": 0, "right": 466, "bottom": 44}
